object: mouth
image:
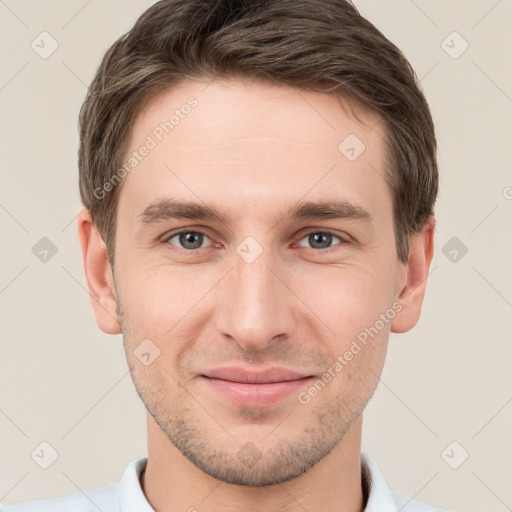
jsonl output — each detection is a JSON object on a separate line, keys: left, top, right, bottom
{"left": 199, "top": 366, "right": 315, "bottom": 407}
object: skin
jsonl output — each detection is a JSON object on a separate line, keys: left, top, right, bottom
{"left": 78, "top": 76, "right": 435, "bottom": 512}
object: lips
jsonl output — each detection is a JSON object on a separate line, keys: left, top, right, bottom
{"left": 200, "top": 366, "right": 315, "bottom": 407}
{"left": 201, "top": 366, "right": 311, "bottom": 384}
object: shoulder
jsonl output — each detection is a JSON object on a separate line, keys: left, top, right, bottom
{"left": 0, "top": 483, "right": 119, "bottom": 512}
{"left": 391, "top": 490, "right": 445, "bottom": 511}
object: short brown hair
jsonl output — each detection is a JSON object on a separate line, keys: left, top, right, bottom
{"left": 78, "top": 0, "right": 438, "bottom": 264}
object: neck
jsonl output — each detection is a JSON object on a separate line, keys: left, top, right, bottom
{"left": 141, "top": 413, "right": 366, "bottom": 512}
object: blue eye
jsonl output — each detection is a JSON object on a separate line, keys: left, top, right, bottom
{"left": 166, "top": 231, "right": 213, "bottom": 250}
{"left": 164, "top": 229, "right": 346, "bottom": 254}
{"left": 297, "top": 232, "right": 343, "bottom": 251}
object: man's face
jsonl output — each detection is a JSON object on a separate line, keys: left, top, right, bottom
{"left": 113, "top": 77, "right": 404, "bottom": 486}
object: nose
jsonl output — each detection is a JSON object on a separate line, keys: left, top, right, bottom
{"left": 214, "top": 247, "right": 297, "bottom": 352}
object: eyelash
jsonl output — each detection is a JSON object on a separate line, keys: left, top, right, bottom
{"left": 163, "top": 229, "right": 348, "bottom": 255}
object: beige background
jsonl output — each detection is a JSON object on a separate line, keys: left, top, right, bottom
{"left": 1, "top": 1, "right": 511, "bottom": 511}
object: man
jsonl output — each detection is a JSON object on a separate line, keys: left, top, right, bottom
{"left": 2, "top": 0, "right": 443, "bottom": 510}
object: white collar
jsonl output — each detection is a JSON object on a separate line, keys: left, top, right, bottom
{"left": 118, "top": 452, "right": 419, "bottom": 512}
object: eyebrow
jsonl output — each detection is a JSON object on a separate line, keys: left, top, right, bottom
{"left": 137, "top": 197, "right": 372, "bottom": 226}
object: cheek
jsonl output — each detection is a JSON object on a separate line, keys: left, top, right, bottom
{"left": 118, "top": 249, "right": 397, "bottom": 353}
{"left": 119, "top": 265, "right": 217, "bottom": 344}
{"left": 296, "top": 262, "right": 396, "bottom": 338}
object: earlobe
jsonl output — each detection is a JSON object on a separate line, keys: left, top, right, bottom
{"left": 391, "top": 216, "right": 435, "bottom": 334}
{"left": 77, "top": 209, "right": 121, "bottom": 335}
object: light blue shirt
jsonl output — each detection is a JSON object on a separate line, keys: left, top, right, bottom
{"left": 1, "top": 452, "right": 444, "bottom": 511}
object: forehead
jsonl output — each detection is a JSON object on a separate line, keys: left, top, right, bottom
{"left": 118, "top": 77, "right": 391, "bottom": 225}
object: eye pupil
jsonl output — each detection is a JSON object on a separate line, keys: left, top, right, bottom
{"left": 169, "top": 230, "right": 342, "bottom": 253}
{"left": 309, "top": 233, "right": 332, "bottom": 249}
{"left": 180, "top": 232, "right": 203, "bottom": 249}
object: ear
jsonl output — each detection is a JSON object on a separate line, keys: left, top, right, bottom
{"left": 391, "top": 216, "right": 435, "bottom": 333}
{"left": 77, "top": 209, "right": 121, "bottom": 334}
